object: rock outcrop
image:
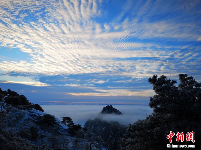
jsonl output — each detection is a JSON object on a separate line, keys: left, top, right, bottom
{"left": 84, "top": 105, "right": 126, "bottom": 150}
{"left": 100, "top": 105, "right": 123, "bottom": 115}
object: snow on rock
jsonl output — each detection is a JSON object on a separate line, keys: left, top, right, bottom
{"left": 0, "top": 101, "right": 104, "bottom": 149}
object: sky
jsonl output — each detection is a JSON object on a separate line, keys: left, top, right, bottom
{"left": 0, "top": 0, "right": 201, "bottom": 104}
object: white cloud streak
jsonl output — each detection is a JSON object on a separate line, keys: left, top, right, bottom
{"left": 0, "top": 75, "right": 49, "bottom": 86}
{"left": 67, "top": 89, "right": 154, "bottom": 97}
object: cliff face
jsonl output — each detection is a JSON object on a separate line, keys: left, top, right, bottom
{"left": 84, "top": 105, "right": 126, "bottom": 150}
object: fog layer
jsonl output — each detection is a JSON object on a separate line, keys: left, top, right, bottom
{"left": 42, "top": 105, "right": 153, "bottom": 126}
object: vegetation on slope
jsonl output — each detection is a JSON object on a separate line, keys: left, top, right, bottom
{"left": 122, "top": 74, "right": 201, "bottom": 150}
{"left": 100, "top": 105, "right": 123, "bottom": 115}
{"left": 0, "top": 88, "right": 44, "bottom": 112}
{"left": 0, "top": 88, "right": 103, "bottom": 150}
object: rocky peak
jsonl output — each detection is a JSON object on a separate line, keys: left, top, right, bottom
{"left": 100, "top": 105, "right": 123, "bottom": 115}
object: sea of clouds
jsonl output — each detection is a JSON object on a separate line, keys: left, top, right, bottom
{"left": 41, "top": 104, "right": 153, "bottom": 127}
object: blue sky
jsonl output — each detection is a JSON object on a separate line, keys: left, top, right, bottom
{"left": 0, "top": 0, "right": 201, "bottom": 104}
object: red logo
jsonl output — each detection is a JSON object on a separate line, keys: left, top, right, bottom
{"left": 167, "top": 131, "right": 175, "bottom": 143}
{"left": 176, "top": 132, "right": 184, "bottom": 142}
{"left": 186, "top": 131, "right": 195, "bottom": 143}
{"left": 167, "top": 131, "right": 195, "bottom": 148}
{"left": 167, "top": 131, "right": 195, "bottom": 143}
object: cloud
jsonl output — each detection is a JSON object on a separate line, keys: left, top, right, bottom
{"left": 67, "top": 89, "right": 154, "bottom": 97}
{"left": 104, "top": 23, "right": 110, "bottom": 31}
{"left": 0, "top": 75, "right": 49, "bottom": 86}
{"left": 1, "top": 80, "right": 49, "bottom": 86}
{"left": 41, "top": 104, "right": 153, "bottom": 126}
{"left": 197, "top": 36, "right": 201, "bottom": 41}
{"left": 0, "top": 0, "right": 200, "bottom": 86}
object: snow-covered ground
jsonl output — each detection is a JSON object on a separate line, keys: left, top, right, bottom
{"left": 0, "top": 101, "right": 106, "bottom": 149}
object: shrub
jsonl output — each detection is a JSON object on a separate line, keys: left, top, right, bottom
{"left": 5, "top": 95, "right": 30, "bottom": 106}
{"left": 40, "top": 114, "right": 56, "bottom": 127}
{"left": 34, "top": 104, "right": 44, "bottom": 112}
{"left": 62, "top": 117, "right": 74, "bottom": 127}
{"left": 30, "top": 126, "right": 38, "bottom": 140}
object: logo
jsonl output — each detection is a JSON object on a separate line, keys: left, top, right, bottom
{"left": 166, "top": 131, "right": 195, "bottom": 148}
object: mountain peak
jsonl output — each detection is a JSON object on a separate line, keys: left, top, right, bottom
{"left": 100, "top": 105, "right": 123, "bottom": 115}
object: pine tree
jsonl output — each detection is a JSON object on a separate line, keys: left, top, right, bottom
{"left": 122, "top": 74, "right": 201, "bottom": 150}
